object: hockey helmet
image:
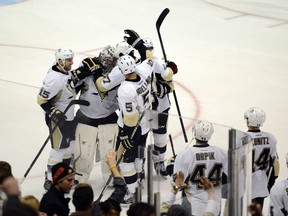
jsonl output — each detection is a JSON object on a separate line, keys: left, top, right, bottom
{"left": 192, "top": 120, "right": 214, "bottom": 141}
{"left": 117, "top": 55, "right": 136, "bottom": 75}
{"left": 55, "top": 48, "right": 74, "bottom": 65}
{"left": 143, "top": 37, "right": 154, "bottom": 49}
{"left": 244, "top": 107, "right": 266, "bottom": 127}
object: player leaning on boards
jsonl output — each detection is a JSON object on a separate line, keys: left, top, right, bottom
{"left": 72, "top": 45, "right": 120, "bottom": 184}
{"left": 173, "top": 120, "right": 228, "bottom": 216}
{"left": 37, "top": 48, "right": 99, "bottom": 190}
{"left": 244, "top": 107, "right": 280, "bottom": 213}
{"left": 269, "top": 152, "right": 288, "bottom": 216}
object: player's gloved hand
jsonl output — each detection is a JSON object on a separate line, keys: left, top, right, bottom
{"left": 82, "top": 57, "right": 103, "bottom": 73}
{"left": 71, "top": 57, "right": 103, "bottom": 82}
{"left": 119, "top": 128, "right": 133, "bottom": 150}
{"left": 167, "top": 61, "right": 178, "bottom": 74}
{"left": 49, "top": 107, "right": 67, "bottom": 126}
{"left": 124, "top": 29, "right": 144, "bottom": 50}
{"left": 156, "top": 82, "right": 171, "bottom": 98}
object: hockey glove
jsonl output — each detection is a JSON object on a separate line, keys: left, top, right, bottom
{"left": 82, "top": 57, "right": 103, "bottom": 74}
{"left": 156, "top": 82, "right": 171, "bottom": 99}
{"left": 167, "top": 61, "right": 178, "bottom": 75}
{"left": 71, "top": 67, "right": 92, "bottom": 82}
{"left": 124, "top": 29, "right": 144, "bottom": 50}
{"left": 49, "top": 107, "right": 67, "bottom": 126}
{"left": 119, "top": 127, "right": 134, "bottom": 150}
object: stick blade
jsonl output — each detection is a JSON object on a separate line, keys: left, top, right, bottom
{"left": 156, "top": 8, "right": 170, "bottom": 29}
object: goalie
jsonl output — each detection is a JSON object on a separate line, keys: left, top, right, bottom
{"left": 73, "top": 46, "right": 119, "bottom": 183}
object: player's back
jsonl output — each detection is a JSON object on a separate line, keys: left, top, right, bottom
{"left": 246, "top": 130, "right": 278, "bottom": 198}
{"left": 174, "top": 144, "right": 227, "bottom": 216}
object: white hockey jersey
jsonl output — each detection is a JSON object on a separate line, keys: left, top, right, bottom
{"left": 247, "top": 130, "right": 278, "bottom": 199}
{"left": 38, "top": 66, "right": 76, "bottom": 121}
{"left": 95, "top": 66, "right": 125, "bottom": 93}
{"left": 269, "top": 179, "right": 288, "bottom": 216}
{"left": 174, "top": 144, "right": 228, "bottom": 216}
{"left": 152, "top": 58, "right": 173, "bottom": 112}
{"left": 117, "top": 73, "right": 152, "bottom": 135}
{"left": 78, "top": 76, "right": 118, "bottom": 119}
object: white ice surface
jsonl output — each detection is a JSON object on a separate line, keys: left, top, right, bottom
{"left": 0, "top": 0, "right": 288, "bottom": 215}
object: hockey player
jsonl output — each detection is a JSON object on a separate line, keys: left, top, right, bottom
{"left": 142, "top": 37, "right": 176, "bottom": 179}
{"left": 173, "top": 120, "right": 228, "bottom": 216}
{"left": 244, "top": 107, "right": 279, "bottom": 212}
{"left": 269, "top": 152, "right": 288, "bottom": 216}
{"left": 73, "top": 45, "right": 120, "bottom": 183}
{"left": 116, "top": 55, "right": 153, "bottom": 203}
{"left": 37, "top": 48, "right": 100, "bottom": 190}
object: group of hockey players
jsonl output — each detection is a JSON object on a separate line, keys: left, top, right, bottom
{"left": 36, "top": 28, "right": 286, "bottom": 215}
{"left": 37, "top": 29, "right": 177, "bottom": 203}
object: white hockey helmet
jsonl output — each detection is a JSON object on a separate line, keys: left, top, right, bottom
{"left": 192, "top": 120, "right": 214, "bottom": 141}
{"left": 113, "top": 41, "right": 134, "bottom": 59}
{"left": 114, "top": 41, "right": 141, "bottom": 64}
{"left": 55, "top": 48, "right": 74, "bottom": 65}
{"left": 117, "top": 55, "right": 136, "bottom": 75}
{"left": 98, "top": 45, "right": 116, "bottom": 71}
{"left": 143, "top": 37, "right": 154, "bottom": 49}
{"left": 244, "top": 107, "right": 266, "bottom": 127}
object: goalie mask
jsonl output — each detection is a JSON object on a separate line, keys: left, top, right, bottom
{"left": 244, "top": 107, "right": 266, "bottom": 127}
{"left": 99, "top": 45, "right": 116, "bottom": 72}
{"left": 117, "top": 55, "right": 136, "bottom": 75}
{"left": 192, "top": 120, "right": 214, "bottom": 141}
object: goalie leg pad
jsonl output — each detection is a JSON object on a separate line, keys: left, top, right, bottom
{"left": 73, "top": 123, "right": 98, "bottom": 182}
{"left": 98, "top": 123, "right": 118, "bottom": 183}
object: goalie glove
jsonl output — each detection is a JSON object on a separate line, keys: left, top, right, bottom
{"left": 166, "top": 61, "right": 178, "bottom": 75}
{"left": 49, "top": 107, "right": 67, "bottom": 126}
{"left": 119, "top": 126, "right": 134, "bottom": 150}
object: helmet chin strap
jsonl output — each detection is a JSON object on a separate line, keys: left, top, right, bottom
{"left": 57, "top": 59, "right": 69, "bottom": 73}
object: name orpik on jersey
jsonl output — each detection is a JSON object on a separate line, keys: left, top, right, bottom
{"left": 196, "top": 152, "right": 215, "bottom": 161}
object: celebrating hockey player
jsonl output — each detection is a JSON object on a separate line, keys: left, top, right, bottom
{"left": 72, "top": 45, "right": 120, "bottom": 183}
{"left": 142, "top": 37, "right": 176, "bottom": 178}
{"left": 173, "top": 120, "right": 228, "bottom": 216}
{"left": 244, "top": 107, "right": 279, "bottom": 212}
{"left": 37, "top": 48, "right": 99, "bottom": 190}
{"left": 116, "top": 55, "right": 153, "bottom": 203}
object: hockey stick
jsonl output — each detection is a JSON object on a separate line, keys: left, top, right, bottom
{"left": 20, "top": 99, "right": 90, "bottom": 184}
{"left": 168, "top": 134, "right": 176, "bottom": 158}
{"left": 156, "top": 8, "right": 188, "bottom": 143}
{"left": 95, "top": 109, "right": 147, "bottom": 203}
